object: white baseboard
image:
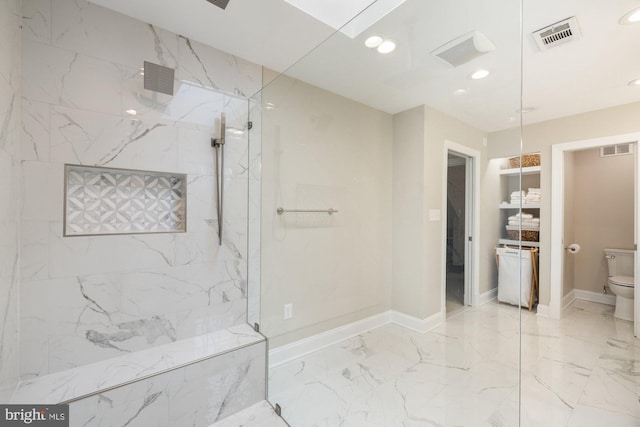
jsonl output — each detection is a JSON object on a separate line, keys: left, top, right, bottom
{"left": 391, "top": 310, "right": 442, "bottom": 334}
{"left": 268, "top": 311, "right": 391, "bottom": 368}
{"left": 476, "top": 288, "right": 498, "bottom": 306}
{"left": 574, "top": 289, "right": 616, "bottom": 306}
{"left": 536, "top": 304, "right": 550, "bottom": 317}
{"left": 563, "top": 289, "right": 576, "bottom": 310}
{"left": 268, "top": 309, "right": 444, "bottom": 368}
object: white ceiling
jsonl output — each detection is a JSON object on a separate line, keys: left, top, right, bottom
{"left": 89, "top": 0, "right": 640, "bottom": 132}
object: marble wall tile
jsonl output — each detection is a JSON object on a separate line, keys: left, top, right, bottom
{"left": 19, "top": 329, "right": 50, "bottom": 380}
{"left": 20, "top": 220, "right": 50, "bottom": 281}
{"left": 68, "top": 341, "right": 265, "bottom": 427}
{"left": 49, "top": 223, "right": 177, "bottom": 278}
{"left": 0, "top": 0, "right": 21, "bottom": 398}
{"left": 22, "top": 0, "right": 50, "bottom": 44}
{"left": 19, "top": 0, "right": 258, "bottom": 378}
{"left": 21, "top": 98, "right": 50, "bottom": 161}
{"left": 21, "top": 161, "right": 64, "bottom": 222}
{"left": 174, "top": 299, "right": 246, "bottom": 340}
{"left": 210, "top": 401, "right": 286, "bottom": 427}
{"left": 51, "top": 0, "right": 179, "bottom": 70}
{"left": 178, "top": 128, "right": 219, "bottom": 176}
{"left": 49, "top": 105, "right": 180, "bottom": 170}
{"left": 71, "top": 386, "right": 172, "bottom": 427}
{"left": 167, "top": 341, "right": 265, "bottom": 425}
{"left": 177, "top": 37, "right": 261, "bottom": 99}
{"left": 22, "top": 40, "right": 123, "bottom": 115}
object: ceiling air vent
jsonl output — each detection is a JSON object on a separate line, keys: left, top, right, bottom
{"left": 600, "top": 143, "right": 634, "bottom": 158}
{"left": 532, "top": 17, "right": 581, "bottom": 51}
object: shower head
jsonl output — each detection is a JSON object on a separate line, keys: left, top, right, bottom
{"left": 205, "top": 0, "right": 230, "bottom": 10}
{"left": 143, "top": 61, "right": 175, "bottom": 96}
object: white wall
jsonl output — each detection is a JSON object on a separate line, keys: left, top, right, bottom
{"left": 0, "top": 0, "right": 21, "bottom": 399}
{"left": 489, "top": 102, "right": 640, "bottom": 306}
{"left": 20, "top": 0, "right": 261, "bottom": 378}
{"left": 260, "top": 72, "right": 393, "bottom": 348}
{"left": 572, "top": 148, "right": 634, "bottom": 294}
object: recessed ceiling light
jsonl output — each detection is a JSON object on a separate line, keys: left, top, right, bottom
{"left": 470, "top": 69, "right": 490, "bottom": 80}
{"left": 377, "top": 40, "right": 396, "bottom": 54}
{"left": 365, "top": 36, "right": 383, "bottom": 48}
{"left": 628, "top": 78, "right": 640, "bottom": 87}
{"left": 516, "top": 107, "right": 536, "bottom": 114}
{"left": 453, "top": 88, "right": 468, "bottom": 96}
{"left": 264, "top": 102, "right": 276, "bottom": 110}
{"left": 619, "top": 7, "right": 640, "bottom": 24}
{"left": 125, "top": 109, "right": 137, "bottom": 115}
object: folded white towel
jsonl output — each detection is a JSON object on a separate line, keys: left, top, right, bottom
{"left": 527, "top": 188, "right": 541, "bottom": 194}
{"left": 514, "top": 213, "right": 534, "bottom": 219}
{"left": 508, "top": 220, "right": 540, "bottom": 227}
{"left": 511, "top": 217, "right": 539, "bottom": 223}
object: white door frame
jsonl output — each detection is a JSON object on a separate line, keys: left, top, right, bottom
{"left": 550, "top": 132, "right": 640, "bottom": 337}
{"left": 442, "top": 140, "right": 480, "bottom": 317}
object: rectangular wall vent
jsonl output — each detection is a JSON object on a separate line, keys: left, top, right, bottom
{"left": 600, "top": 143, "right": 634, "bottom": 158}
{"left": 532, "top": 17, "right": 581, "bottom": 51}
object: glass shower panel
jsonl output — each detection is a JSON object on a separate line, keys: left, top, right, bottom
{"left": 253, "top": 0, "right": 523, "bottom": 425}
{"left": 518, "top": 2, "right": 640, "bottom": 426}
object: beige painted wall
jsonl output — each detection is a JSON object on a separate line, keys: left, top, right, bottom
{"left": 392, "top": 106, "right": 489, "bottom": 319}
{"left": 261, "top": 73, "right": 393, "bottom": 347}
{"left": 572, "top": 148, "right": 634, "bottom": 294}
{"left": 392, "top": 106, "right": 426, "bottom": 318}
{"left": 563, "top": 151, "right": 576, "bottom": 298}
{"left": 489, "top": 101, "right": 640, "bottom": 306}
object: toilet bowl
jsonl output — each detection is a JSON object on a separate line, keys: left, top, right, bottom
{"left": 607, "top": 275, "right": 634, "bottom": 321}
{"left": 604, "top": 248, "right": 635, "bottom": 322}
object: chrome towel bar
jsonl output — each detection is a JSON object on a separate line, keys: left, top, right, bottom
{"left": 277, "top": 208, "right": 338, "bottom": 215}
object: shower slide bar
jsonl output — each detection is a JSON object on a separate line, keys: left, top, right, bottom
{"left": 212, "top": 113, "right": 226, "bottom": 246}
{"left": 276, "top": 207, "right": 339, "bottom": 215}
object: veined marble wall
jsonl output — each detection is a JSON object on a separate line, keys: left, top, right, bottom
{"left": 20, "top": 0, "right": 261, "bottom": 378}
{"left": 0, "top": 0, "right": 22, "bottom": 399}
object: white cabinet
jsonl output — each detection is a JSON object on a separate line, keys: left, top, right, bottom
{"left": 498, "top": 164, "right": 541, "bottom": 248}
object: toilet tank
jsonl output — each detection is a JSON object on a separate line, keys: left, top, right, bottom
{"left": 604, "top": 248, "right": 635, "bottom": 277}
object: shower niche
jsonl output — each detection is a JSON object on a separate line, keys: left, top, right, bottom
{"left": 63, "top": 164, "right": 187, "bottom": 236}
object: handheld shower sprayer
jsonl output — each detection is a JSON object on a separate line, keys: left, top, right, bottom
{"left": 211, "top": 113, "right": 226, "bottom": 246}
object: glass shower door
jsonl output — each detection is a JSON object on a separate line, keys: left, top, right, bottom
{"left": 250, "top": 0, "right": 524, "bottom": 425}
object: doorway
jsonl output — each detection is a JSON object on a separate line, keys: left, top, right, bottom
{"left": 550, "top": 132, "right": 640, "bottom": 337}
{"left": 442, "top": 141, "right": 480, "bottom": 317}
{"left": 446, "top": 153, "right": 468, "bottom": 314}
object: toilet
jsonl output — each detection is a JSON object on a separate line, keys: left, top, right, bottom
{"left": 604, "top": 248, "right": 635, "bottom": 321}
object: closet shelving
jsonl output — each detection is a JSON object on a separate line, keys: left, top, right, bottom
{"left": 498, "top": 163, "right": 541, "bottom": 248}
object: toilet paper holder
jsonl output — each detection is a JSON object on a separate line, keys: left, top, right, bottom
{"left": 565, "top": 243, "right": 581, "bottom": 254}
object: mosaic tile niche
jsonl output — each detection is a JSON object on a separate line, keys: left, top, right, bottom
{"left": 64, "top": 165, "right": 187, "bottom": 236}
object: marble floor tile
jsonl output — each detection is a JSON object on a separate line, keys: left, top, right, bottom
{"left": 268, "top": 300, "right": 640, "bottom": 427}
{"left": 209, "top": 401, "right": 288, "bottom": 427}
